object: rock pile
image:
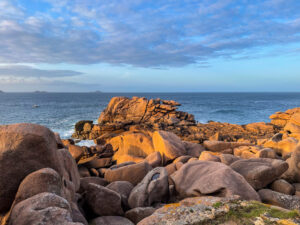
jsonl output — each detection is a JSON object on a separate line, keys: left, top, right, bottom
{"left": 0, "top": 124, "right": 83, "bottom": 225}
{"left": 72, "top": 96, "right": 278, "bottom": 143}
{"left": 3, "top": 97, "right": 300, "bottom": 224}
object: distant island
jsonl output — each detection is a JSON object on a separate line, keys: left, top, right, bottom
{"left": 33, "top": 91, "right": 48, "bottom": 93}
{"left": 0, "top": 90, "right": 4, "bottom": 93}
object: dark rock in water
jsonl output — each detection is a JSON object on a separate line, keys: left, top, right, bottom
{"left": 73, "top": 120, "right": 94, "bottom": 139}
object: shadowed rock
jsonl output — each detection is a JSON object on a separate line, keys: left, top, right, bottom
{"left": 128, "top": 167, "right": 169, "bottom": 208}
{"left": 171, "top": 161, "right": 260, "bottom": 201}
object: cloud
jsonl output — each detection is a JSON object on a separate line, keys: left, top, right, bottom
{"left": 0, "top": 0, "right": 299, "bottom": 67}
{"left": 0, "top": 65, "right": 83, "bottom": 78}
{"left": 0, "top": 76, "right": 99, "bottom": 92}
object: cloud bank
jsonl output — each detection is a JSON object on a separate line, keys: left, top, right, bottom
{"left": 0, "top": 65, "right": 83, "bottom": 78}
{"left": 0, "top": 0, "right": 300, "bottom": 67}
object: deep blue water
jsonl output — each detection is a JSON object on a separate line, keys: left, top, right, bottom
{"left": 0, "top": 92, "right": 300, "bottom": 139}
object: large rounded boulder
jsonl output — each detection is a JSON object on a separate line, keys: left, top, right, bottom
{"left": 0, "top": 123, "right": 62, "bottom": 212}
{"left": 170, "top": 161, "right": 260, "bottom": 201}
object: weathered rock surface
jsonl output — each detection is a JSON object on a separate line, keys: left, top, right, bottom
{"left": 13, "top": 168, "right": 63, "bottom": 205}
{"left": 9, "top": 193, "right": 81, "bottom": 225}
{"left": 199, "top": 151, "right": 221, "bottom": 162}
{"left": 85, "top": 183, "right": 124, "bottom": 216}
{"left": 230, "top": 158, "right": 288, "bottom": 190}
{"left": 270, "top": 108, "right": 300, "bottom": 127}
{"left": 258, "top": 189, "right": 300, "bottom": 210}
{"left": 79, "top": 177, "right": 108, "bottom": 193}
{"left": 0, "top": 123, "right": 64, "bottom": 212}
{"left": 144, "top": 152, "right": 162, "bottom": 168}
{"left": 152, "top": 130, "right": 186, "bottom": 163}
{"left": 106, "top": 181, "right": 134, "bottom": 208}
{"left": 72, "top": 97, "right": 277, "bottom": 143}
{"left": 234, "top": 145, "right": 277, "bottom": 159}
{"left": 125, "top": 207, "right": 156, "bottom": 224}
{"left": 104, "top": 162, "right": 152, "bottom": 185}
{"left": 271, "top": 179, "right": 295, "bottom": 195}
{"left": 171, "top": 161, "right": 260, "bottom": 201}
{"left": 282, "top": 144, "right": 300, "bottom": 183}
{"left": 264, "top": 137, "right": 298, "bottom": 156}
{"left": 108, "top": 131, "right": 155, "bottom": 162}
{"left": 138, "top": 196, "right": 300, "bottom": 225}
{"left": 203, "top": 140, "right": 250, "bottom": 153}
{"left": 128, "top": 167, "right": 169, "bottom": 208}
{"left": 90, "top": 216, "right": 134, "bottom": 225}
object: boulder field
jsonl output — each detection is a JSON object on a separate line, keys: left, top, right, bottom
{"left": 1, "top": 97, "right": 300, "bottom": 224}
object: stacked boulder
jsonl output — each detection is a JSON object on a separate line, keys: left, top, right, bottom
{"left": 0, "top": 123, "right": 84, "bottom": 225}
{"left": 72, "top": 96, "right": 277, "bottom": 143}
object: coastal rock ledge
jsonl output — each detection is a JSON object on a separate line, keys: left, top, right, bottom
{"left": 1, "top": 97, "right": 300, "bottom": 224}
{"left": 72, "top": 96, "right": 279, "bottom": 144}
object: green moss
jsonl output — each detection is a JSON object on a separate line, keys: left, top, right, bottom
{"left": 268, "top": 208, "right": 300, "bottom": 219}
{"left": 212, "top": 202, "right": 223, "bottom": 208}
{"left": 205, "top": 201, "right": 300, "bottom": 225}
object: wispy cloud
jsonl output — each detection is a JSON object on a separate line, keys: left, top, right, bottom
{"left": 0, "top": 65, "right": 83, "bottom": 77}
{"left": 0, "top": 0, "right": 299, "bottom": 67}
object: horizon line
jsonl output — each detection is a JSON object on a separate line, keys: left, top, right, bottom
{"left": 1, "top": 91, "right": 300, "bottom": 94}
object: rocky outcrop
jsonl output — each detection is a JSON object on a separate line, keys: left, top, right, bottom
{"left": 72, "top": 97, "right": 278, "bottom": 143}
{"left": 4, "top": 99, "right": 300, "bottom": 225}
{"left": 270, "top": 107, "right": 300, "bottom": 127}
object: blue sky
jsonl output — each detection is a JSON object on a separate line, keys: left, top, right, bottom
{"left": 0, "top": 0, "right": 300, "bottom": 92}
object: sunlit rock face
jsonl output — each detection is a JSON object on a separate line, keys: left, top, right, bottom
{"left": 72, "top": 96, "right": 278, "bottom": 144}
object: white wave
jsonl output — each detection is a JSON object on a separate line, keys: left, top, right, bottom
{"left": 53, "top": 128, "right": 74, "bottom": 139}
{"left": 77, "top": 140, "right": 96, "bottom": 147}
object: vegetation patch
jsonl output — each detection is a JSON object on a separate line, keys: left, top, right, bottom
{"left": 206, "top": 201, "right": 300, "bottom": 225}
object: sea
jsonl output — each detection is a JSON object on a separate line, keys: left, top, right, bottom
{"left": 0, "top": 92, "right": 300, "bottom": 140}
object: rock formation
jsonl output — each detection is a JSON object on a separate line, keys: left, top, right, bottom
{"left": 2, "top": 97, "right": 300, "bottom": 224}
{"left": 72, "top": 96, "right": 278, "bottom": 143}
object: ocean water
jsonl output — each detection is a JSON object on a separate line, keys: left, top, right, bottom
{"left": 0, "top": 92, "right": 300, "bottom": 139}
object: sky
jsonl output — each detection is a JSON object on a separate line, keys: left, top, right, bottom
{"left": 0, "top": 0, "right": 300, "bottom": 92}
